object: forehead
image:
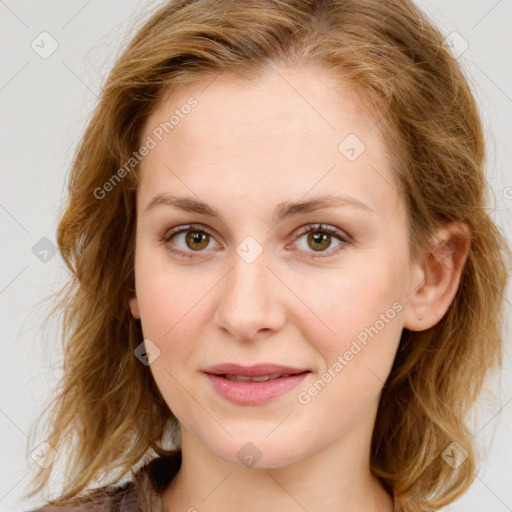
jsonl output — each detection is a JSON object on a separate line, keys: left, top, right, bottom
{"left": 138, "top": 65, "right": 401, "bottom": 219}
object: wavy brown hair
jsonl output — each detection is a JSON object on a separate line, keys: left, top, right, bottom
{"left": 24, "top": 0, "right": 510, "bottom": 510}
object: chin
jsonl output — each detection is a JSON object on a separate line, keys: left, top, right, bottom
{"left": 206, "top": 431, "right": 307, "bottom": 470}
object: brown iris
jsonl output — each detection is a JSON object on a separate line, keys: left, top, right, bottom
{"left": 185, "top": 231, "right": 210, "bottom": 250}
{"left": 308, "top": 231, "right": 331, "bottom": 251}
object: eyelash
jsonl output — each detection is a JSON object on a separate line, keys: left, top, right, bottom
{"left": 159, "top": 223, "right": 352, "bottom": 260}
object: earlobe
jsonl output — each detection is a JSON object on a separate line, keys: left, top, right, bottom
{"left": 129, "top": 295, "right": 141, "bottom": 319}
{"left": 403, "top": 223, "right": 470, "bottom": 332}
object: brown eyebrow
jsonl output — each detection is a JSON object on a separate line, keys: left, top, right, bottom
{"left": 143, "top": 193, "right": 374, "bottom": 223}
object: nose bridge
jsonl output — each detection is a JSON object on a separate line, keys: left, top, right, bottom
{"left": 229, "top": 250, "right": 268, "bottom": 303}
{"left": 214, "top": 246, "right": 284, "bottom": 340}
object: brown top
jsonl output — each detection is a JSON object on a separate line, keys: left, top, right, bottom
{"left": 27, "top": 452, "right": 182, "bottom": 512}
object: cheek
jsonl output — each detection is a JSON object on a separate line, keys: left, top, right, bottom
{"left": 295, "top": 273, "right": 404, "bottom": 433}
{"left": 133, "top": 255, "right": 211, "bottom": 409}
{"left": 292, "top": 254, "right": 407, "bottom": 407}
{"left": 134, "top": 245, "right": 203, "bottom": 337}
{"left": 301, "top": 263, "right": 405, "bottom": 344}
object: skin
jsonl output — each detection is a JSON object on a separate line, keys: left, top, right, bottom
{"left": 128, "top": 64, "right": 469, "bottom": 512}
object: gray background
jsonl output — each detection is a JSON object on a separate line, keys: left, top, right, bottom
{"left": 1, "top": 0, "right": 511, "bottom": 511}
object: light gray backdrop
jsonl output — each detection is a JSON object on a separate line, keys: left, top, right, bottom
{"left": 1, "top": 0, "right": 511, "bottom": 511}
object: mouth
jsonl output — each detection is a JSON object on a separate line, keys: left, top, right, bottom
{"left": 204, "top": 362, "right": 310, "bottom": 379}
{"left": 216, "top": 372, "right": 305, "bottom": 382}
{"left": 204, "top": 363, "right": 311, "bottom": 405}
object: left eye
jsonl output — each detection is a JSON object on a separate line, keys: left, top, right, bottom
{"left": 160, "top": 223, "right": 351, "bottom": 259}
{"left": 290, "top": 223, "right": 351, "bottom": 258}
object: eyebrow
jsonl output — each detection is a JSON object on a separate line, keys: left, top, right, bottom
{"left": 144, "top": 193, "right": 374, "bottom": 223}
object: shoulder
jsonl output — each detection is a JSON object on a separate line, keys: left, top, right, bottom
{"left": 25, "top": 481, "right": 141, "bottom": 512}
{"left": 26, "top": 452, "right": 181, "bottom": 512}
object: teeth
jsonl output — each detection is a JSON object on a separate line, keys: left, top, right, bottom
{"left": 224, "top": 373, "right": 291, "bottom": 382}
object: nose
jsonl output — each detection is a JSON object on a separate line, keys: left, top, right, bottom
{"left": 214, "top": 250, "right": 287, "bottom": 342}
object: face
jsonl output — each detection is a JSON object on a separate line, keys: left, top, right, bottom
{"left": 129, "top": 65, "right": 419, "bottom": 468}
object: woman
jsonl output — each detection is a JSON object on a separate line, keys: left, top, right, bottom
{"left": 24, "top": 0, "right": 509, "bottom": 511}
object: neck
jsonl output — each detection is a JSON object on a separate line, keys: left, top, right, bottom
{"left": 161, "top": 409, "right": 394, "bottom": 512}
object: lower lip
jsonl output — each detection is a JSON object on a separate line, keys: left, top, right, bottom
{"left": 205, "top": 372, "right": 310, "bottom": 405}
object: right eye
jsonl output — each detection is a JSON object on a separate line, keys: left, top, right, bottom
{"left": 160, "top": 224, "right": 222, "bottom": 259}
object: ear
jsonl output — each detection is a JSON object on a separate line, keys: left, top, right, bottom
{"left": 403, "top": 222, "right": 470, "bottom": 331}
{"left": 128, "top": 295, "right": 141, "bottom": 319}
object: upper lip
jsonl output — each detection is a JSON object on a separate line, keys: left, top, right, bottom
{"left": 204, "top": 363, "right": 310, "bottom": 377}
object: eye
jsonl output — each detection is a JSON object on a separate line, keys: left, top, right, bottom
{"left": 160, "top": 224, "right": 221, "bottom": 259}
{"left": 290, "top": 223, "right": 351, "bottom": 259}
{"left": 160, "top": 223, "right": 351, "bottom": 260}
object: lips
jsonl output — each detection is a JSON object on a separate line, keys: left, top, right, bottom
{"left": 204, "top": 363, "right": 309, "bottom": 379}
{"left": 204, "top": 363, "right": 311, "bottom": 404}
{"left": 224, "top": 373, "right": 292, "bottom": 382}
{"left": 204, "top": 364, "right": 311, "bottom": 405}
